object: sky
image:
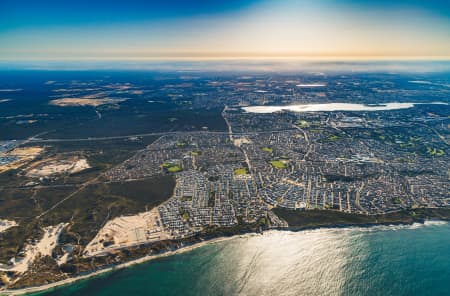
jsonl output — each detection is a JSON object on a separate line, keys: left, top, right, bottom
{"left": 0, "top": 0, "right": 449, "bottom": 61}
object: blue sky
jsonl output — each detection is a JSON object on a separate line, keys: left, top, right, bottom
{"left": 0, "top": 0, "right": 449, "bottom": 60}
{"left": 0, "top": 1, "right": 259, "bottom": 29}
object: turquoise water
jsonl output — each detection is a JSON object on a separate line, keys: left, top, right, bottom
{"left": 36, "top": 221, "right": 450, "bottom": 296}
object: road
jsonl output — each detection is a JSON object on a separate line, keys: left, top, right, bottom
{"left": 26, "top": 129, "right": 298, "bottom": 144}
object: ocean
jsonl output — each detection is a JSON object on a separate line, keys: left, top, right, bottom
{"left": 35, "top": 221, "right": 450, "bottom": 296}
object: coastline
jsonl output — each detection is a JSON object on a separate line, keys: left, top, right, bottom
{"left": 0, "top": 235, "right": 244, "bottom": 296}
{"left": 2, "top": 208, "right": 450, "bottom": 296}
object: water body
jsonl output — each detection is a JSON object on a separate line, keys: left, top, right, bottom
{"left": 36, "top": 221, "right": 450, "bottom": 296}
{"left": 242, "top": 102, "right": 448, "bottom": 113}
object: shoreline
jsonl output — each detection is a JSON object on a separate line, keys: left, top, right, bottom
{"left": 2, "top": 214, "right": 450, "bottom": 296}
{"left": 1, "top": 235, "right": 244, "bottom": 296}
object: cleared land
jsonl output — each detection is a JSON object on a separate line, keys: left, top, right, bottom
{"left": 1, "top": 223, "right": 67, "bottom": 274}
{"left": 0, "top": 147, "right": 44, "bottom": 173}
{"left": 49, "top": 98, "right": 127, "bottom": 107}
{"left": 26, "top": 157, "right": 90, "bottom": 178}
{"left": 0, "top": 220, "right": 18, "bottom": 233}
{"left": 83, "top": 208, "right": 170, "bottom": 257}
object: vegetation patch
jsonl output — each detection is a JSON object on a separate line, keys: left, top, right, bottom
{"left": 392, "top": 197, "right": 402, "bottom": 204}
{"left": 190, "top": 150, "right": 201, "bottom": 156}
{"left": 181, "top": 196, "right": 192, "bottom": 202}
{"left": 269, "top": 160, "right": 287, "bottom": 169}
{"left": 161, "top": 161, "right": 183, "bottom": 173}
{"left": 327, "top": 135, "right": 339, "bottom": 141}
{"left": 233, "top": 168, "right": 249, "bottom": 175}
{"left": 180, "top": 208, "right": 189, "bottom": 222}
{"left": 427, "top": 147, "right": 445, "bottom": 157}
{"left": 167, "top": 165, "right": 182, "bottom": 173}
{"left": 295, "top": 120, "right": 309, "bottom": 128}
{"left": 261, "top": 147, "right": 273, "bottom": 153}
{"left": 273, "top": 208, "right": 450, "bottom": 229}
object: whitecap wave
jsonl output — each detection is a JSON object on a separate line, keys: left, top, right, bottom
{"left": 274, "top": 220, "right": 449, "bottom": 236}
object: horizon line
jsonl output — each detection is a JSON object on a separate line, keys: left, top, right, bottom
{"left": 1, "top": 55, "right": 450, "bottom": 63}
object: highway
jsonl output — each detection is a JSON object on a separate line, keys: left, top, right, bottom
{"left": 26, "top": 129, "right": 299, "bottom": 144}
